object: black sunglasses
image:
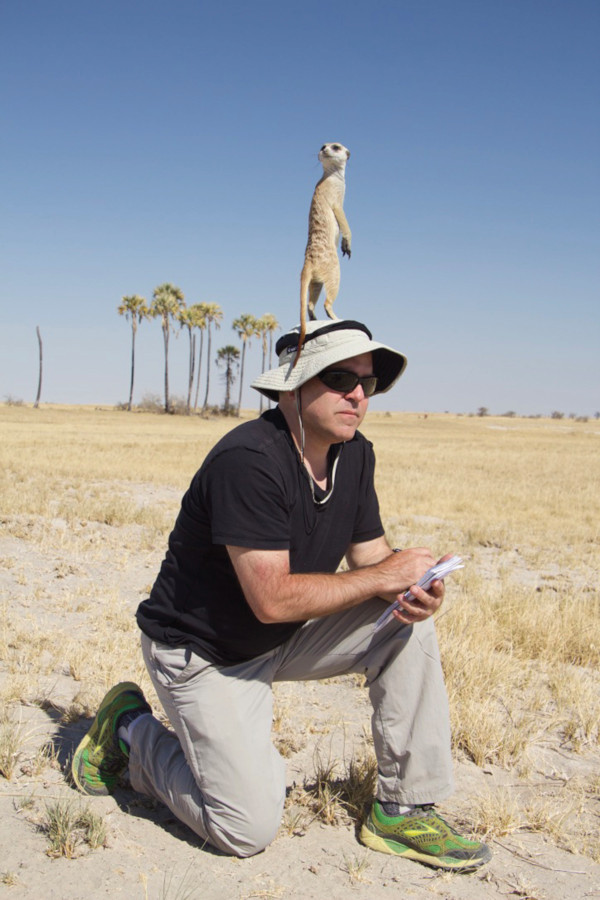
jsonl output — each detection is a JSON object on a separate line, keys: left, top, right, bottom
{"left": 318, "top": 369, "right": 378, "bottom": 397}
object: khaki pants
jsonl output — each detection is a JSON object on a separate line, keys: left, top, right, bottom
{"left": 129, "top": 599, "right": 454, "bottom": 857}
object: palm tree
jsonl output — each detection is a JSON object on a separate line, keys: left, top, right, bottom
{"left": 150, "top": 283, "right": 185, "bottom": 413}
{"left": 201, "top": 302, "right": 223, "bottom": 414}
{"left": 216, "top": 345, "right": 240, "bottom": 414}
{"left": 178, "top": 306, "right": 200, "bottom": 414}
{"left": 232, "top": 313, "right": 259, "bottom": 416}
{"left": 117, "top": 294, "right": 149, "bottom": 410}
{"left": 256, "top": 313, "right": 279, "bottom": 412}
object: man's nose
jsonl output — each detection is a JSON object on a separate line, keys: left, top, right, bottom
{"left": 345, "top": 383, "right": 366, "bottom": 401}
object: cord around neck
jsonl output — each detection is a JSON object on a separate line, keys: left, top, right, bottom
{"left": 292, "top": 389, "right": 343, "bottom": 506}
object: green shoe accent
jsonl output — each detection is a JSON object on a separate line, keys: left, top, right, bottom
{"left": 360, "top": 801, "right": 491, "bottom": 872}
{"left": 71, "top": 682, "right": 150, "bottom": 796}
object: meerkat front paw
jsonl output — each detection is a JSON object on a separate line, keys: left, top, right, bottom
{"left": 341, "top": 238, "right": 351, "bottom": 258}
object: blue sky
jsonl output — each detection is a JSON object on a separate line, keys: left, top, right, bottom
{"left": 1, "top": 0, "right": 598, "bottom": 416}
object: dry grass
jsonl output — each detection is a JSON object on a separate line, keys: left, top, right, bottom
{"left": 1, "top": 404, "right": 599, "bottom": 870}
{"left": 0, "top": 707, "right": 25, "bottom": 779}
{"left": 284, "top": 744, "right": 378, "bottom": 831}
{"left": 40, "top": 798, "right": 107, "bottom": 857}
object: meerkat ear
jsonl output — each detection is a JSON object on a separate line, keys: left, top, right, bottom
{"left": 346, "top": 150, "right": 351, "bottom": 160}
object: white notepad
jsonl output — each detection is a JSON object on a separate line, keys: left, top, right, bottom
{"left": 373, "top": 555, "right": 464, "bottom": 632}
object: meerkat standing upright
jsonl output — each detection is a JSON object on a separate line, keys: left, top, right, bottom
{"left": 294, "top": 142, "right": 351, "bottom": 367}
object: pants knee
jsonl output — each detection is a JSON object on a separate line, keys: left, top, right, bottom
{"left": 207, "top": 803, "right": 283, "bottom": 857}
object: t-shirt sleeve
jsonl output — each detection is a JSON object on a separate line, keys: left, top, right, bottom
{"left": 349, "top": 442, "right": 384, "bottom": 544}
{"left": 201, "top": 446, "right": 291, "bottom": 550}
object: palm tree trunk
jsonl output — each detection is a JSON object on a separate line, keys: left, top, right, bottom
{"left": 202, "top": 327, "right": 212, "bottom": 413}
{"left": 194, "top": 331, "right": 204, "bottom": 411}
{"left": 128, "top": 321, "right": 137, "bottom": 411}
{"left": 163, "top": 323, "right": 170, "bottom": 413}
{"left": 224, "top": 360, "right": 233, "bottom": 412}
{"left": 237, "top": 342, "right": 246, "bottom": 416}
{"left": 187, "top": 330, "right": 195, "bottom": 414}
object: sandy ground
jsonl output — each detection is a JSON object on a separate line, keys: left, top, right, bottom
{"left": 1, "top": 493, "right": 599, "bottom": 900}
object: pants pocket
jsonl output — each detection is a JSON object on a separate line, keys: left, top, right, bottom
{"left": 150, "top": 641, "right": 211, "bottom": 687}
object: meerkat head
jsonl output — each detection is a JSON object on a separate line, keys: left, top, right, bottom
{"left": 318, "top": 142, "right": 350, "bottom": 171}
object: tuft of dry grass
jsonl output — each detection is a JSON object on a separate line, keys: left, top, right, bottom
{"left": 0, "top": 708, "right": 24, "bottom": 780}
{"left": 286, "top": 744, "right": 378, "bottom": 829}
{"left": 471, "top": 786, "right": 525, "bottom": 839}
{"left": 272, "top": 696, "right": 306, "bottom": 757}
{"left": 41, "top": 798, "right": 107, "bottom": 857}
{"left": 342, "top": 851, "right": 372, "bottom": 883}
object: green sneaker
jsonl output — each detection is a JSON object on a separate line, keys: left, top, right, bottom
{"left": 360, "top": 801, "right": 491, "bottom": 872}
{"left": 71, "top": 682, "right": 150, "bottom": 796}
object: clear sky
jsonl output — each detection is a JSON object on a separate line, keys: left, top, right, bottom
{"left": 1, "top": 0, "right": 598, "bottom": 416}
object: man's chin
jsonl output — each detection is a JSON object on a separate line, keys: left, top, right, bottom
{"left": 335, "top": 419, "right": 361, "bottom": 440}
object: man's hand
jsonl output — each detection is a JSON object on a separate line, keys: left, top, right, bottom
{"left": 390, "top": 552, "right": 452, "bottom": 624}
{"left": 374, "top": 547, "right": 436, "bottom": 602}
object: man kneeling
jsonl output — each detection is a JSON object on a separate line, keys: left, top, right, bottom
{"left": 72, "top": 319, "right": 490, "bottom": 871}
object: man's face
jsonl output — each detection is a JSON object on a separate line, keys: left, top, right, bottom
{"left": 299, "top": 352, "right": 374, "bottom": 446}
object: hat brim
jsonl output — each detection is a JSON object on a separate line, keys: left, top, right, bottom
{"left": 251, "top": 323, "right": 407, "bottom": 402}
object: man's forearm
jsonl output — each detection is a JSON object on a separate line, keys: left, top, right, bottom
{"left": 254, "top": 566, "right": 393, "bottom": 623}
{"left": 228, "top": 545, "right": 437, "bottom": 624}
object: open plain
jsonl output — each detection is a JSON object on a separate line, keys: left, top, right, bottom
{"left": 1, "top": 404, "right": 599, "bottom": 899}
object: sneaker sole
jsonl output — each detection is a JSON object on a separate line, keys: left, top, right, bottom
{"left": 359, "top": 823, "right": 491, "bottom": 871}
{"left": 71, "top": 681, "right": 142, "bottom": 796}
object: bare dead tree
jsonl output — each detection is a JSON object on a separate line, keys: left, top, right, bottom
{"left": 34, "top": 326, "right": 43, "bottom": 408}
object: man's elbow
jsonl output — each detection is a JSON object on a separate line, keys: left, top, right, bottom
{"left": 253, "top": 607, "right": 278, "bottom": 624}
{"left": 247, "top": 596, "right": 281, "bottom": 625}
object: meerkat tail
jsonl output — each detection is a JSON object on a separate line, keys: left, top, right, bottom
{"left": 293, "top": 268, "right": 311, "bottom": 368}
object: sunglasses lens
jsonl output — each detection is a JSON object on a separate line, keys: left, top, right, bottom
{"left": 321, "top": 372, "right": 356, "bottom": 392}
{"left": 319, "top": 372, "right": 378, "bottom": 396}
{"left": 361, "top": 377, "right": 378, "bottom": 397}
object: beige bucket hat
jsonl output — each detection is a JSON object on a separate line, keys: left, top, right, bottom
{"left": 251, "top": 319, "right": 407, "bottom": 402}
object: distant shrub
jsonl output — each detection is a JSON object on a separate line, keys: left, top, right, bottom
{"left": 167, "top": 395, "right": 188, "bottom": 416}
{"left": 551, "top": 411, "right": 564, "bottom": 419}
{"left": 198, "top": 405, "right": 217, "bottom": 417}
{"left": 4, "top": 395, "right": 24, "bottom": 407}
{"left": 137, "top": 393, "right": 164, "bottom": 413}
{"left": 501, "top": 411, "right": 517, "bottom": 418}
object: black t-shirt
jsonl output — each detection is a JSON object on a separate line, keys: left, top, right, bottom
{"left": 136, "top": 407, "right": 384, "bottom": 664}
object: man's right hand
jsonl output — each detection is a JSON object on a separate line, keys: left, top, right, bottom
{"left": 375, "top": 547, "right": 436, "bottom": 603}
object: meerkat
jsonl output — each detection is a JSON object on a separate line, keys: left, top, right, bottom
{"left": 293, "top": 142, "right": 351, "bottom": 367}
